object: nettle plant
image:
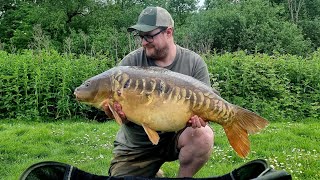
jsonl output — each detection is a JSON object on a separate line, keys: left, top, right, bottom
{"left": 1, "top": 49, "right": 319, "bottom": 121}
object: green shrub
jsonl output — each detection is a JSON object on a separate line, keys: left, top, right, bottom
{"left": 177, "top": 0, "right": 311, "bottom": 55}
{"left": 1, "top": 49, "right": 319, "bottom": 121}
{"left": 205, "top": 50, "right": 320, "bottom": 121}
{"left": 0, "top": 50, "right": 114, "bottom": 120}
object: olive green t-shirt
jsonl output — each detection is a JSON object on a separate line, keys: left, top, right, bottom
{"left": 113, "top": 45, "right": 211, "bottom": 153}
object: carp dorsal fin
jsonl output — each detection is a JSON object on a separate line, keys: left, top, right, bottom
{"left": 142, "top": 123, "right": 160, "bottom": 145}
{"left": 107, "top": 103, "right": 123, "bottom": 125}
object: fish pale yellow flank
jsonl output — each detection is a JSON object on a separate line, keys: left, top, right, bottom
{"left": 74, "top": 66, "right": 269, "bottom": 158}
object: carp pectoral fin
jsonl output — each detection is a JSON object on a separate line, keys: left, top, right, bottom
{"left": 107, "top": 104, "right": 123, "bottom": 125}
{"left": 101, "top": 99, "right": 113, "bottom": 117}
{"left": 142, "top": 123, "right": 159, "bottom": 145}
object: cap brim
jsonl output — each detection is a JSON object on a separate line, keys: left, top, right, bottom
{"left": 127, "top": 24, "right": 158, "bottom": 32}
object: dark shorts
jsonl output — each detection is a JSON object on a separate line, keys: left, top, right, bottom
{"left": 108, "top": 130, "right": 184, "bottom": 177}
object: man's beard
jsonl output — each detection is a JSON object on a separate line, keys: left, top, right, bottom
{"left": 144, "top": 44, "right": 169, "bottom": 60}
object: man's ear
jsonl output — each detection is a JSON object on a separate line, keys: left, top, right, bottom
{"left": 166, "top": 27, "right": 174, "bottom": 37}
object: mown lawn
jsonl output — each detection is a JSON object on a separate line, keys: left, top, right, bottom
{"left": 0, "top": 119, "right": 319, "bottom": 180}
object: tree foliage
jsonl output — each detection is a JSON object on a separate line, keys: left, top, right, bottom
{"left": 177, "top": 0, "right": 311, "bottom": 55}
{"left": 0, "top": 0, "right": 319, "bottom": 55}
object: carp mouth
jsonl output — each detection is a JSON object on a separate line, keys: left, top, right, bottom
{"left": 74, "top": 89, "right": 104, "bottom": 109}
{"left": 73, "top": 87, "right": 94, "bottom": 102}
{"left": 74, "top": 91, "right": 87, "bottom": 102}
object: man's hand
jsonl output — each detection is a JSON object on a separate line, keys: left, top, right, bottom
{"left": 102, "top": 102, "right": 129, "bottom": 124}
{"left": 187, "top": 115, "right": 207, "bottom": 128}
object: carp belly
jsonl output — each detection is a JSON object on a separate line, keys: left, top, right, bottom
{"left": 118, "top": 93, "right": 193, "bottom": 132}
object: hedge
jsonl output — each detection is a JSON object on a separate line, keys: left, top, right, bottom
{"left": 0, "top": 49, "right": 319, "bottom": 121}
{"left": 205, "top": 50, "right": 320, "bottom": 121}
{"left": 0, "top": 50, "right": 114, "bottom": 120}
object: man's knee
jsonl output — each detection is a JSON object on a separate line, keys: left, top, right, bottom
{"left": 178, "top": 126, "right": 214, "bottom": 151}
{"left": 177, "top": 126, "right": 214, "bottom": 175}
{"left": 196, "top": 126, "right": 214, "bottom": 150}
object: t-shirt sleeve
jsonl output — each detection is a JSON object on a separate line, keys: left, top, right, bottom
{"left": 118, "top": 48, "right": 144, "bottom": 66}
{"left": 193, "top": 59, "right": 211, "bottom": 86}
{"left": 193, "top": 55, "right": 221, "bottom": 96}
{"left": 119, "top": 54, "right": 136, "bottom": 66}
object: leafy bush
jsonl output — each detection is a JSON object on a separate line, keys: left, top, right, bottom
{"left": 0, "top": 50, "right": 114, "bottom": 120}
{"left": 299, "top": 18, "right": 320, "bottom": 50}
{"left": 1, "top": 49, "right": 319, "bottom": 121}
{"left": 66, "top": 27, "right": 135, "bottom": 60}
{"left": 205, "top": 50, "right": 320, "bottom": 121}
{"left": 177, "top": 0, "right": 311, "bottom": 55}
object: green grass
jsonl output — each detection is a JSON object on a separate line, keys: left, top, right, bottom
{"left": 0, "top": 119, "right": 319, "bottom": 179}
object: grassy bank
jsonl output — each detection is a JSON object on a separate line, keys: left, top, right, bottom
{"left": 0, "top": 119, "right": 319, "bottom": 179}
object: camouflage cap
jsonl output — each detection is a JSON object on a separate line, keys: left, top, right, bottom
{"left": 128, "top": 7, "right": 174, "bottom": 32}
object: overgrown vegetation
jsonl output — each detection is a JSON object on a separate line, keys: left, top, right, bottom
{"left": 0, "top": 50, "right": 115, "bottom": 120}
{"left": 206, "top": 50, "right": 320, "bottom": 121}
{"left": 0, "top": 119, "right": 319, "bottom": 179}
{"left": 1, "top": 1, "right": 319, "bottom": 179}
{"left": 1, "top": 0, "right": 319, "bottom": 120}
{"left": 177, "top": 0, "right": 312, "bottom": 55}
{"left": 1, "top": 0, "right": 320, "bottom": 57}
{"left": 0, "top": 49, "right": 319, "bottom": 121}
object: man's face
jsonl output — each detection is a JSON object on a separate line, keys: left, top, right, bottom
{"left": 138, "top": 28, "right": 169, "bottom": 60}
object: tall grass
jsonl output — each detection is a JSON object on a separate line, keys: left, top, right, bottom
{"left": 0, "top": 49, "right": 319, "bottom": 121}
{"left": 0, "top": 50, "right": 114, "bottom": 120}
{"left": 205, "top": 50, "right": 320, "bottom": 121}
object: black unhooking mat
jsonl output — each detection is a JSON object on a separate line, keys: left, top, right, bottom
{"left": 19, "top": 159, "right": 291, "bottom": 180}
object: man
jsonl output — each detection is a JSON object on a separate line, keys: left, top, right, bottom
{"left": 104, "top": 6, "right": 215, "bottom": 178}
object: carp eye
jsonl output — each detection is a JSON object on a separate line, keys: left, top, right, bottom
{"left": 85, "top": 81, "right": 91, "bottom": 87}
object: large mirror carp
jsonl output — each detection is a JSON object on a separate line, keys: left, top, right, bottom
{"left": 74, "top": 66, "right": 269, "bottom": 158}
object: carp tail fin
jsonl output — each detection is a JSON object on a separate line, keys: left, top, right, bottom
{"left": 142, "top": 123, "right": 160, "bottom": 145}
{"left": 223, "top": 106, "right": 269, "bottom": 158}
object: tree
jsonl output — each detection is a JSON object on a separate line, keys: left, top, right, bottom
{"left": 287, "top": 0, "right": 304, "bottom": 23}
{"left": 0, "top": 1, "right": 36, "bottom": 51}
{"left": 176, "top": 0, "right": 311, "bottom": 55}
{"left": 167, "top": 0, "right": 198, "bottom": 25}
